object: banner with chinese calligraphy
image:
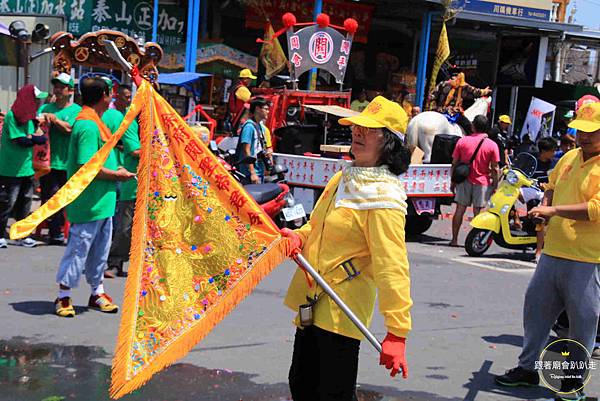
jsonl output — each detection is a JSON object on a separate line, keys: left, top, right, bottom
{"left": 108, "top": 85, "right": 287, "bottom": 398}
{"left": 10, "top": 81, "right": 289, "bottom": 399}
{"left": 286, "top": 25, "right": 352, "bottom": 84}
{"left": 273, "top": 154, "right": 453, "bottom": 197}
{"left": 245, "top": 0, "right": 374, "bottom": 44}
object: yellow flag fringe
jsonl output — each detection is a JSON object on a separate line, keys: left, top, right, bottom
{"left": 9, "top": 83, "right": 149, "bottom": 240}
{"left": 110, "top": 86, "right": 289, "bottom": 399}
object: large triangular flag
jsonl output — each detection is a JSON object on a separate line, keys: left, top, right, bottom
{"left": 109, "top": 86, "right": 287, "bottom": 398}
{"left": 10, "top": 81, "right": 288, "bottom": 398}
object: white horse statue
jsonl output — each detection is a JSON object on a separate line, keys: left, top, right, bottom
{"left": 406, "top": 97, "right": 491, "bottom": 162}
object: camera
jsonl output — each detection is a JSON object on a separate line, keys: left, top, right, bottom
{"left": 258, "top": 151, "right": 274, "bottom": 173}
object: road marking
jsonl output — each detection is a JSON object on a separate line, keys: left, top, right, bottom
{"left": 472, "top": 257, "right": 536, "bottom": 268}
{"left": 451, "top": 257, "right": 535, "bottom": 274}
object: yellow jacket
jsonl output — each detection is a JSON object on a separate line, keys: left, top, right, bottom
{"left": 544, "top": 148, "right": 600, "bottom": 263}
{"left": 284, "top": 172, "right": 412, "bottom": 340}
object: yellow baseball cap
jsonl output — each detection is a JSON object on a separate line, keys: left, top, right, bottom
{"left": 498, "top": 115, "right": 512, "bottom": 124}
{"left": 338, "top": 96, "right": 408, "bottom": 135}
{"left": 568, "top": 102, "right": 600, "bottom": 133}
{"left": 239, "top": 69, "right": 257, "bottom": 80}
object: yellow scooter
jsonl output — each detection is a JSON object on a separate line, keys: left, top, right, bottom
{"left": 465, "top": 153, "right": 542, "bottom": 256}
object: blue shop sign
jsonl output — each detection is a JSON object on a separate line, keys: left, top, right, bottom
{"left": 460, "top": 0, "right": 551, "bottom": 21}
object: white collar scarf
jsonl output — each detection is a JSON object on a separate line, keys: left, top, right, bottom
{"left": 335, "top": 164, "right": 408, "bottom": 213}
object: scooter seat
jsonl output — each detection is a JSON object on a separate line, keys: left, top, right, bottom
{"left": 244, "top": 183, "right": 283, "bottom": 204}
{"left": 510, "top": 229, "right": 531, "bottom": 237}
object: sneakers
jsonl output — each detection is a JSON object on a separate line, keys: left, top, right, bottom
{"left": 54, "top": 297, "right": 75, "bottom": 318}
{"left": 16, "top": 237, "right": 37, "bottom": 248}
{"left": 557, "top": 379, "right": 586, "bottom": 401}
{"left": 495, "top": 366, "right": 540, "bottom": 387}
{"left": 592, "top": 347, "right": 600, "bottom": 360}
{"left": 0, "top": 238, "right": 7, "bottom": 248}
{"left": 48, "top": 234, "right": 66, "bottom": 246}
{"left": 88, "top": 293, "right": 119, "bottom": 313}
{"left": 105, "top": 264, "right": 128, "bottom": 278}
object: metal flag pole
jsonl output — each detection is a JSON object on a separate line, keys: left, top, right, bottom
{"left": 292, "top": 253, "right": 383, "bottom": 353}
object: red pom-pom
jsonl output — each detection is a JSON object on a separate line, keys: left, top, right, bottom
{"left": 316, "top": 13, "right": 330, "bottom": 28}
{"left": 282, "top": 13, "right": 296, "bottom": 29}
{"left": 344, "top": 18, "right": 358, "bottom": 34}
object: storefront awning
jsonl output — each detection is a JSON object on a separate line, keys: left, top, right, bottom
{"left": 158, "top": 72, "right": 212, "bottom": 86}
{"left": 564, "top": 29, "right": 600, "bottom": 47}
{"left": 158, "top": 72, "right": 212, "bottom": 97}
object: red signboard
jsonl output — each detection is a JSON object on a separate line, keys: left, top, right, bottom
{"left": 245, "top": 0, "right": 374, "bottom": 44}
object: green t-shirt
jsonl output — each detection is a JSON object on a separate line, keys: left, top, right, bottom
{"left": 38, "top": 103, "right": 82, "bottom": 170}
{"left": 66, "top": 119, "right": 118, "bottom": 224}
{"left": 0, "top": 110, "right": 35, "bottom": 177}
{"left": 103, "top": 108, "right": 125, "bottom": 166}
{"left": 119, "top": 118, "right": 140, "bottom": 201}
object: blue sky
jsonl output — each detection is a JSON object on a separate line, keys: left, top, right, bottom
{"left": 567, "top": 0, "right": 600, "bottom": 29}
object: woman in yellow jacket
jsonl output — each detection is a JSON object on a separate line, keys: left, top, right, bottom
{"left": 282, "top": 96, "right": 413, "bottom": 401}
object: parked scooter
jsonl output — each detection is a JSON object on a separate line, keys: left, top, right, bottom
{"left": 465, "top": 153, "right": 544, "bottom": 256}
{"left": 209, "top": 141, "right": 305, "bottom": 228}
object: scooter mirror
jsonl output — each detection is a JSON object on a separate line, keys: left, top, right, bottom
{"left": 512, "top": 152, "right": 538, "bottom": 178}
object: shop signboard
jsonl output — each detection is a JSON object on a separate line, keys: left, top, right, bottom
{"left": 245, "top": 0, "right": 374, "bottom": 44}
{"left": 90, "top": 0, "right": 185, "bottom": 49}
{"left": 0, "top": 0, "right": 185, "bottom": 50}
{"left": 286, "top": 24, "right": 352, "bottom": 84}
{"left": 458, "top": 0, "right": 552, "bottom": 21}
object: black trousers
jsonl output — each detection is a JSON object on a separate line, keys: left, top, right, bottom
{"left": 39, "top": 169, "right": 68, "bottom": 238}
{"left": 0, "top": 175, "right": 34, "bottom": 239}
{"left": 289, "top": 326, "right": 360, "bottom": 401}
{"left": 107, "top": 200, "right": 135, "bottom": 269}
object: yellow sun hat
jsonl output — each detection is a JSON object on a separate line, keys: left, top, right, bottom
{"left": 568, "top": 102, "right": 600, "bottom": 133}
{"left": 498, "top": 115, "right": 512, "bottom": 124}
{"left": 238, "top": 69, "right": 257, "bottom": 80}
{"left": 339, "top": 96, "right": 408, "bottom": 135}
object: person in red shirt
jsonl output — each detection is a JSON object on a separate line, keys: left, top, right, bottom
{"left": 225, "top": 69, "right": 256, "bottom": 133}
{"left": 450, "top": 115, "right": 500, "bottom": 246}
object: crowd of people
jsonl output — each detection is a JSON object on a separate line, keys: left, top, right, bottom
{"left": 0, "top": 75, "right": 139, "bottom": 317}
{"left": 448, "top": 111, "right": 580, "bottom": 256}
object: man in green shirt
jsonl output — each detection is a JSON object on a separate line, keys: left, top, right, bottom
{"left": 54, "top": 77, "right": 135, "bottom": 318}
{"left": 0, "top": 84, "right": 49, "bottom": 248}
{"left": 106, "top": 84, "right": 139, "bottom": 278}
{"left": 38, "top": 73, "right": 82, "bottom": 244}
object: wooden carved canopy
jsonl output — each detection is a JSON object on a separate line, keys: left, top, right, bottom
{"left": 50, "top": 30, "right": 163, "bottom": 83}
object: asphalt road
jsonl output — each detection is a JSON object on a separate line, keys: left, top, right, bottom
{"left": 0, "top": 215, "right": 598, "bottom": 401}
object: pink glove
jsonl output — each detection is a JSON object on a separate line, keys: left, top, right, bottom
{"left": 280, "top": 228, "right": 302, "bottom": 256}
{"left": 380, "top": 333, "right": 408, "bottom": 378}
